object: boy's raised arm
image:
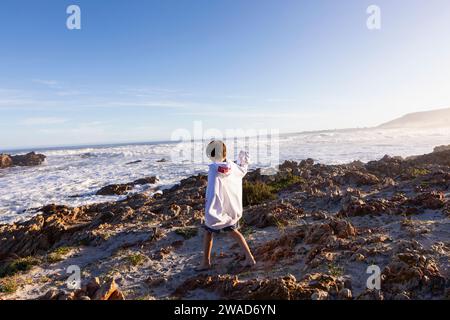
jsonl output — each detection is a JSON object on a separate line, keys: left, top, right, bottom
{"left": 237, "top": 151, "right": 250, "bottom": 168}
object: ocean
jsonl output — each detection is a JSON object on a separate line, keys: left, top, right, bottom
{"left": 1, "top": 127, "right": 449, "bottom": 224}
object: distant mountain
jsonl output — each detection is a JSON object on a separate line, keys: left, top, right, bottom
{"left": 378, "top": 107, "right": 450, "bottom": 129}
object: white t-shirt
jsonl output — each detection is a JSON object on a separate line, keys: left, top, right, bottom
{"left": 204, "top": 151, "right": 249, "bottom": 230}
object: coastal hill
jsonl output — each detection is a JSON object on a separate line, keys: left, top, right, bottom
{"left": 378, "top": 107, "right": 450, "bottom": 129}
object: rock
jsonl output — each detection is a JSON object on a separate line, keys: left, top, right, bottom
{"left": 393, "top": 292, "right": 410, "bottom": 300}
{"left": 311, "top": 290, "right": 328, "bottom": 300}
{"left": 39, "top": 289, "right": 62, "bottom": 300}
{"left": 0, "top": 154, "right": 12, "bottom": 168}
{"left": 173, "top": 273, "right": 343, "bottom": 300}
{"left": 133, "top": 176, "right": 159, "bottom": 185}
{"left": 304, "top": 219, "right": 356, "bottom": 245}
{"left": 338, "top": 288, "right": 352, "bottom": 300}
{"left": 125, "top": 160, "right": 142, "bottom": 165}
{"left": 0, "top": 204, "right": 89, "bottom": 259}
{"left": 96, "top": 176, "right": 159, "bottom": 196}
{"left": 353, "top": 253, "right": 365, "bottom": 262}
{"left": 108, "top": 289, "right": 126, "bottom": 300}
{"left": 337, "top": 194, "right": 420, "bottom": 217}
{"left": 338, "top": 171, "right": 380, "bottom": 186}
{"left": 93, "top": 278, "right": 118, "bottom": 300}
{"left": 146, "top": 276, "right": 168, "bottom": 288}
{"left": 11, "top": 152, "right": 46, "bottom": 166}
{"left": 244, "top": 201, "right": 304, "bottom": 228}
{"left": 366, "top": 155, "right": 404, "bottom": 177}
{"left": 38, "top": 278, "right": 124, "bottom": 301}
{"left": 357, "top": 290, "right": 384, "bottom": 300}
{"left": 165, "top": 204, "right": 181, "bottom": 217}
{"left": 408, "top": 191, "right": 446, "bottom": 209}
{"left": 80, "top": 153, "right": 96, "bottom": 159}
{"left": 382, "top": 177, "right": 396, "bottom": 188}
{"left": 382, "top": 251, "right": 445, "bottom": 296}
{"left": 86, "top": 277, "right": 101, "bottom": 297}
{"left": 96, "top": 183, "right": 133, "bottom": 196}
{"left": 0, "top": 152, "right": 46, "bottom": 169}
{"left": 407, "top": 149, "right": 450, "bottom": 166}
{"left": 433, "top": 145, "right": 450, "bottom": 153}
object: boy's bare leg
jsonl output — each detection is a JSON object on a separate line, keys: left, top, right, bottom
{"left": 197, "top": 230, "right": 213, "bottom": 270}
{"left": 229, "top": 230, "right": 256, "bottom": 266}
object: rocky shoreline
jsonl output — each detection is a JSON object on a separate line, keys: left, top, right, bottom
{"left": 0, "top": 147, "right": 449, "bottom": 300}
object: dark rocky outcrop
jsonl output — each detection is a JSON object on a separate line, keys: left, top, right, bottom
{"left": 96, "top": 176, "right": 159, "bottom": 196}
{"left": 0, "top": 155, "right": 12, "bottom": 168}
{"left": 0, "top": 152, "right": 46, "bottom": 169}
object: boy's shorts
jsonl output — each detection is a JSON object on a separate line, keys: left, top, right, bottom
{"left": 202, "top": 222, "right": 239, "bottom": 234}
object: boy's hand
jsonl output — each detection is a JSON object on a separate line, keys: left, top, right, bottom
{"left": 237, "top": 151, "right": 250, "bottom": 167}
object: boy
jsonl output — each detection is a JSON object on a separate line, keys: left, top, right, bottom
{"left": 197, "top": 140, "right": 256, "bottom": 271}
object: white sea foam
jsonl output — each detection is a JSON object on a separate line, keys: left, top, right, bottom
{"left": 1, "top": 128, "right": 449, "bottom": 223}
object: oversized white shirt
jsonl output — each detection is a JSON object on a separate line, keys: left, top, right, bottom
{"left": 204, "top": 151, "right": 249, "bottom": 230}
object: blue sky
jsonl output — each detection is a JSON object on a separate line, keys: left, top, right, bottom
{"left": 1, "top": 0, "right": 450, "bottom": 149}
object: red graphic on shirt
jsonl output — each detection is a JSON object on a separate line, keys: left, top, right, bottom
{"left": 218, "top": 166, "right": 230, "bottom": 174}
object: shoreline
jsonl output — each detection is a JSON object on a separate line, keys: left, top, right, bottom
{"left": 5, "top": 126, "right": 448, "bottom": 155}
{"left": 0, "top": 146, "right": 449, "bottom": 300}
{"left": 1, "top": 139, "right": 449, "bottom": 225}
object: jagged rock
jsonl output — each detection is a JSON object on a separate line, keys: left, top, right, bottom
{"left": 338, "top": 288, "right": 352, "bottom": 300}
{"left": 12, "top": 152, "right": 46, "bottom": 166}
{"left": 444, "top": 203, "right": 450, "bottom": 217}
{"left": 304, "top": 220, "right": 356, "bottom": 245}
{"left": 108, "top": 290, "right": 126, "bottom": 300}
{"left": 338, "top": 195, "right": 421, "bottom": 217}
{"left": 407, "top": 149, "right": 450, "bottom": 166}
{"left": 93, "top": 278, "right": 118, "bottom": 300}
{"left": 433, "top": 145, "right": 450, "bottom": 153}
{"left": 408, "top": 191, "right": 446, "bottom": 209}
{"left": 337, "top": 171, "right": 380, "bottom": 186}
{"left": 311, "top": 290, "right": 328, "bottom": 300}
{"left": 173, "top": 273, "right": 344, "bottom": 300}
{"left": 0, "top": 152, "right": 46, "bottom": 169}
{"left": 0, "top": 200, "right": 149, "bottom": 259}
{"left": 352, "top": 253, "right": 365, "bottom": 262}
{"left": 244, "top": 201, "right": 304, "bottom": 228}
{"left": 366, "top": 155, "right": 404, "bottom": 177}
{"left": 393, "top": 292, "right": 410, "bottom": 300}
{"left": 0, "top": 204, "right": 83, "bottom": 259}
{"left": 39, "top": 289, "right": 63, "bottom": 300}
{"left": 165, "top": 204, "right": 181, "bottom": 217}
{"left": 0, "top": 154, "right": 12, "bottom": 168}
{"left": 96, "top": 176, "right": 159, "bottom": 196}
{"left": 38, "top": 278, "right": 125, "bottom": 301}
{"left": 146, "top": 276, "right": 168, "bottom": 288}
{"left": 96, "top": 183, "right": 134, "bottom": 196}
{"left": 255, "top": 226, "right": 306, "bottom": 263}
{"left": 133, "top": 177, "right": 159, "bottom": 185}
{"left": 301, "top": 158, "right": 315, "bottom": 167}
{"left": 86, "top": 277, "right": 101, "bottom": 297}
{"left": 357, "top": 290, "right": 384, "bottom": 300}
{"left": 382, "top": 251, "right": 446, "bottom": 297}
{"left": 381, "top": 177, "right": 396, "bottom": 188}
